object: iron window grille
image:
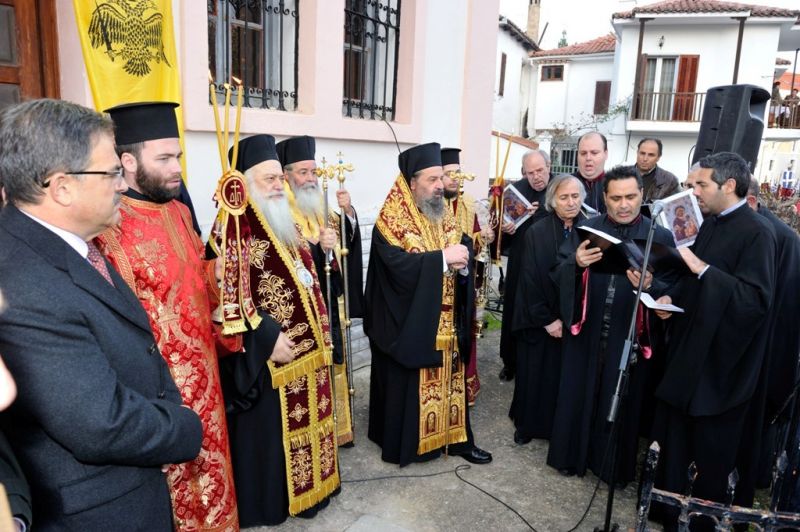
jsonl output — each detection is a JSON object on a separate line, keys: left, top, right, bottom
{"left": 343, "top": 0, "right": 400, "bottom": 121}
{"left": 208, "top": 0, "right": 299, "bottom": 112}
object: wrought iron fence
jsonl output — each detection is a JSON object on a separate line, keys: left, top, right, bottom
{"left": 208, "top": 0, "right": 298, "bottom": 111}
{"left": 551, "top": 141, "right": 578, "bottom": 175}
{"left": 636, "top": 442, "right": 800, "bottom": 531}
{"left": 343, "top": 0, "right": 401, "bottom": 120}
{"left": 632, "top": 91, "right": 706, "bottom": 122}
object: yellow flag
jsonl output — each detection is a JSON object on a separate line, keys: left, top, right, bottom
{"left": 72, "top": 0, "right": 187, "bottom": 178}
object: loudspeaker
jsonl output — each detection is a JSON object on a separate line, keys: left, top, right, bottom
{"left": 692, "top": 84, "right": 770, "bottom": 171}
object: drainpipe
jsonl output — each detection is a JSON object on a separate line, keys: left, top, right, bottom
{"left": 732, "top": 16, "right": 747, "bottom": 84}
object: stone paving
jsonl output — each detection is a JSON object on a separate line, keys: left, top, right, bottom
{"left": 244, "top": 324, "right": 651, "bottom": 532}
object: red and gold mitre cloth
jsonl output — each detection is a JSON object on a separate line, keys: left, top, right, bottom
{"left": 244, "top": 201, "right": 340, "bottom": 514}
{"left": 374, "top": 175, "right": 468, "bottom": 454}
{"left": 97, "top": 197, "right": 238, "bottom": 532}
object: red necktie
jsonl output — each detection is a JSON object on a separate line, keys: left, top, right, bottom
{"left": 87, "top": 242, "right": 115, "bottom": 286}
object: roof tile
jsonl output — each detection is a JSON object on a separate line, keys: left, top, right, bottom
{"left": 613, "top": 0, "right": 799, "bottom": 20}
{"left": 531, "top": 33, "right": 616, "bottom": 58}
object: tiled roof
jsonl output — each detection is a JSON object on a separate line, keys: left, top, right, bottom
{"left": 531, "top": 33, "right": 616, "bottom": 58}
{"left": 776, "top": 57, "right": 791, "bottom": 65}
{"left": 613, "top": 0, "right": 799, "bottom": 19}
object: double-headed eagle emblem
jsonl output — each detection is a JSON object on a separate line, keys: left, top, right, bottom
{"left": 88, "top": 0, "right": 171, "bottom": 77}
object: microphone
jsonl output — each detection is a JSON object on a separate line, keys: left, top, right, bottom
{"left": 650, "top": 200, "right": 666, "bottom": 217}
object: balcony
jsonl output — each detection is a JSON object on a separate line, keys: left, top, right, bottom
{"left": 769, "top": 102, "right": 800, "bottom": 129}
{"left": 632, "top": 91, "right": 706, "bottom": 122}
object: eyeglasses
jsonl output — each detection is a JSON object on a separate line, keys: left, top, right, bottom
{"left": 42, "top": 168, "right": 124, "bottom": 188}
{"left": 67, "top": 169, "right": 125, "bottom": 179}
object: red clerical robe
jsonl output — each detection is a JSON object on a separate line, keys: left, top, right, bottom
{"left": 97, "top": 195, "right": 238, "bottom": 531}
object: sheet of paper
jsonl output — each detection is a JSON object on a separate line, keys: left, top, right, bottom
{"left": 637, "top": 291, "right": 684, "bottom": 313}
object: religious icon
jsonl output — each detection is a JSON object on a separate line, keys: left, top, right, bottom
{"left": 426, "top": 412, "right": 437, "bottom": 435}
{"left": 655, "top": 189, "right": 703, "bottom": 248}
{"left": 449, "top": 404, "right": 459, "bottom": 426}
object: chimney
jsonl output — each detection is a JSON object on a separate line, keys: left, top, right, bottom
{"left": 526, "top": 0, "right": 541, "bottom": 44}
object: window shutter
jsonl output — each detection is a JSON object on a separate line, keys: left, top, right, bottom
{"left": 673, "top": 55, "right": 699, "bottom": 121}
{"left": 594, "top": 81, "right": 611, "bottom": 114}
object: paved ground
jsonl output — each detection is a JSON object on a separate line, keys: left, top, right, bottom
{"left": 245, "top": 322, "right": 651, "bottom": 532}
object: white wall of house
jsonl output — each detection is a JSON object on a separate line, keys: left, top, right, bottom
{"left": 55, "top": 0, "right": 500, "bottom": 236}
{"left": 494, "top": 28, "right": 530, "bottom": 135}
{"left": 531, "top": 55, "right": 615, "bottom": 134}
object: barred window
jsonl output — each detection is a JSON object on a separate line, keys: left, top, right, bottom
{"left": 343, "top": 0, "right": 401, "bottom": 120}
{"left": 208, "top": 0, "right": 298, "bottom": 112}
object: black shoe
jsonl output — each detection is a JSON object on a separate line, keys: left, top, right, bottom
{"left": 558, "top": 468, "right": 576, "bottom": 477}
{"left": 498, "top": 367, "right": 515, "bottom": 381}
{"left": 513, "top": 430, "right": 532, "bottom": 445}
{"left": 453, "top": 446, "right": 493, "bottom": 464}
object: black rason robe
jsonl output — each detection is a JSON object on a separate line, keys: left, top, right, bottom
{"left": 364, "top": 229, "right": 477, "bottom": 466}
{"left": 509, "top": 212, "right": 585, "bottom": 440}
{"left": 547, "top": 213, "right": 676, "bottom": 484}
{"left": 498, "top": 178, "right": 548, "bottom": 375}
{"left": 651, "top": 203, "right": 776, "bottom": 520}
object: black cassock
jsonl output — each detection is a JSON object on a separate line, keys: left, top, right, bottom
{"left": 547, "top": 214, "right": 675, "bottom": 484}
{"left": 753, "top": 207, "right": 800, "bottom": 509}
{"left": 651, "top": 204, "right": 776, "bottom": 519}
{"left": 499, "top": 178, "right": 548, "bottom": 374}
{"left": 365, "top": 229, "right": 476, "bottom": 466}
{"left": 308, "top": 213, "right": 365, "bottom": 364}
{"left": 509, "top": 212, "right": 585, "bottom": 440}
{"left": 572, "top": 171, "right": 607, "bottom": 215}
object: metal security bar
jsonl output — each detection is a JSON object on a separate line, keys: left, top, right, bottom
{"left": 343, "top": 0, "right": 401, "bottom": 120}
{"left": 551, "top": 141, "right": 579, "bottom": 175}
{"left": 636, "top": 442, "right": 800, "bottom": 531}
{"left": 208, "top": 0, "right": 298, "bottom": 112}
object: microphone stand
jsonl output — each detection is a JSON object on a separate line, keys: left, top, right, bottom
{"left": 596, "top": 208, "right": 661, "bottom": 532}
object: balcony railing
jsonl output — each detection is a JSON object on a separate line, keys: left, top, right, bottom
{"left": 632, "top": 91, "right": 706, "bottom": 122}
{"left": 769, "top": 102, "right": 800, "bottom": 130}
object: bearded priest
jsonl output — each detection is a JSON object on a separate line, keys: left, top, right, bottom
{"left": 365, "top": 142, "right": 492, "bottom": 467}
{"left": 216, "top": 134, "right": 340, "bottom": 527}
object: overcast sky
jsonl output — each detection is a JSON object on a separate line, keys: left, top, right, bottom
{"left": 499, "top": 0, "right": 799, "bottom": 60}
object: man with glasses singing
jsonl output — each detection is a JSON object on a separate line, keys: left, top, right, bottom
{"left": 96, "top": 102, "right": 239, "bottom": 531}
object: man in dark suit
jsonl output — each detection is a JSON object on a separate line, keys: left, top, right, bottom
{"left": 0, "top": 99, "right": 203, "bottom": 530}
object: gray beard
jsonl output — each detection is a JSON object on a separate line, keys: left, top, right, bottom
{"left": 292, "top": 182, "right": 325, "bottom": 219}
{"left": 417, "top": 196, "right": 444, "bottom": 222}
{"left": 251, "top": 192, "right": 299, "bottom": 248}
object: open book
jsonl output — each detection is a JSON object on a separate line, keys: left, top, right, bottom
{"left": 576, "top": 225, "right": 689, "bottom": 276}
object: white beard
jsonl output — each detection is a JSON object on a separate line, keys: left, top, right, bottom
{"left": 251, "top": 190, "right": 299, "bottom": 248}
{"left": 292, "top": 181, "right": 325, "bottom": 219}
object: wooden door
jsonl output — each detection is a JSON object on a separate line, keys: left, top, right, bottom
{"left": 0, "top": 0, "right": 59, "bottom": 108}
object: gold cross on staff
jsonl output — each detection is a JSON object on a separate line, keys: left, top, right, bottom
{"left": 332, "top": 151, "right": 355, "bottom": 184}
{"left": 452, "top": 169, "right": 476, "bottom": 196}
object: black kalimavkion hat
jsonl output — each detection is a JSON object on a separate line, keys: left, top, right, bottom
{"left": 440, "top": 147, "right": 461, "bottom": 166}
{"left": 104, "top": 101, "right": 180, "bottom": 145}
{"left": 275, "top": 135, "right": 316, "bottom": 167}
{"left": 398, "top": 142, "right": 442, "bottom": 182}
{"left": 229, "top": 134, "right": 279, "bottom": 173}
